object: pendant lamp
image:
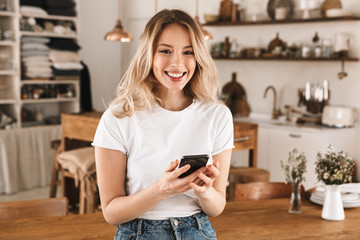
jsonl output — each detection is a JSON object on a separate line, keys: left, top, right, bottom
{"left": 195, "top": 0, "right": 213, "bottom": 40}
{"left": 104, "top": 0, "right": 132, "bottom": 42}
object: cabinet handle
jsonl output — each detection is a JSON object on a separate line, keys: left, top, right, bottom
{"left": 234, "top": 136, "right": 252, "bottom": 142}
{"left": 289, "top": 133, "right": 301, "bottom": 138}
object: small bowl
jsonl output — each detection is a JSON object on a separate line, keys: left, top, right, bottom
{"left": 326, "top": 9, "right": 351, "bottom": 18}
{"left": 204, "top": 14, "right": 219, "bottom": 23}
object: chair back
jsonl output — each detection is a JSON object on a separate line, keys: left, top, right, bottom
{"left": 0, "top": 197, "right": 68, "bottom": 220}
{"left": 235, "top": 182, "right": 305, "bottom": 201}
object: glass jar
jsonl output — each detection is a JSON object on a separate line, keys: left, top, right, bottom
{"left": 289, "top": 183, "right": 302, "bottom": 214}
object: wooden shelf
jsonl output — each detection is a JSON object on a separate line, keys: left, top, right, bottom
{"left": 204, "top": 16, "right": 360, "bottom": 27}
{"left": 212, "top": 57, "right": 359, "bottom": 62}
{"left": 0, "top": 70, "right": 16, "bottom": 75}
{"left": 21, "top": 80, "right": 79, "bottom": 85}
{"left": 21, "top": 98, "right": 77, "bottom": 104}
{"left": 0, "top": 99, "right": 17, "bottom": 104}
{"left": 20, "top": 31, "right": 77, "bottom": 39}
{"left": 21, "top": 13, "right": 77, "bottom": 22}
{"left": 0, "top": 11, "right": 15, "bottom": 17}
{"left": 0, "top": 41, "right": 16, "bottom": 47}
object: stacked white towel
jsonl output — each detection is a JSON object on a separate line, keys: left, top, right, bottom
{"left": 21, "top": 37, "right": 53, "bottom": 79}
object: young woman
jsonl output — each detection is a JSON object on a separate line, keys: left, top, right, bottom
{"left": 93, "top": 9, "right": 233, "bottom": 240}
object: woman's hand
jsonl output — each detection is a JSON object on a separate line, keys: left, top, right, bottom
{"left": 156, "top": 159, "right": 203, "bottom": 199}
{"left": 189, "top": 159, "right": 220, "bottom": 197}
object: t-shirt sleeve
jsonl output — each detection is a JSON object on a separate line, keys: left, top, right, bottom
{"left": 212, "top": 105, "right": 234, "bottom": 155}
{"left": 91, "top": 109, "right": 127, "bottom": 154}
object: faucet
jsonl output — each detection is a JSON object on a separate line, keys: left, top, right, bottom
{"left": 263, "top": 85, "right": 281, "bottom": 120}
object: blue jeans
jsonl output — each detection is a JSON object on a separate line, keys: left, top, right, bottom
{"left": 114, "top": 212, "right": 217, "bottom": 240}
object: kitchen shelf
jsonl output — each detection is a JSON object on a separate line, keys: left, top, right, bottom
{"left": 213, "top": 57, "right": 359, "bottom": 62}
{"left": 204, "top": 16, "right": 360, "bottom": 27}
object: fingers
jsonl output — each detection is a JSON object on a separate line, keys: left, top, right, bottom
{"left": 165, "top": 159, "right": 179, "bottom": 172}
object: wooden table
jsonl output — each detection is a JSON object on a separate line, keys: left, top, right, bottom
{"left": 1, "top": 199, "right": 360, "bottom": 239}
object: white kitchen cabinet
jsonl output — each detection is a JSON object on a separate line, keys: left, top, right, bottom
{"left": 258, "top": 125, "right": 356, "bottom": 190}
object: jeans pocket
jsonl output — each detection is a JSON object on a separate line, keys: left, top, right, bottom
{"left": 198, "top": 220, "right": 217, "bottom": 240}
{"left": 114, "top": 226, "right": 137, "bottom": 240}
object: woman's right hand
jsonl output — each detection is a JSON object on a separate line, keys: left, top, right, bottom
{"left": 156, "top": 159, "right": 203, "bottom": 199}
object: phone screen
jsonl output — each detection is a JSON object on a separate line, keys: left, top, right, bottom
{"left": 178, "top": 154, "right": 209, "bottom": 178}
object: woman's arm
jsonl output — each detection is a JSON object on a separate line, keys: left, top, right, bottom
{"left": 95, "top": 146, "right": 204, "bottom": 225}
{"left": 189, "top": 149, "right": 232, "bottom": 217}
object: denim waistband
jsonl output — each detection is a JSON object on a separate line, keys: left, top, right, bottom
{"left": 118, "top": 212, "right": 208, "bottom": 231}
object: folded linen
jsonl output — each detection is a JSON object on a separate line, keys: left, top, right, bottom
{"left": 21, "top": 49, "right": 49, "bottom": 57}
{"left": 20, "top": 0, "right": 46, "bottom": 9}
{"left": 45, "top": 0, "right": 76, "bottom": 8}
{"left": 21, "top": 36, "right": 50, "bottom": 44}
{"left": 52, "top": 62, "right": 83, "bottom": 70}
{"left": 49, "top": 50, "right": 81, "bottom": 63}
{"left": 48, "top": 39, "right": 80, "bottom": 51}
{"left": 20, "top": 6, "right": 48, "bottom": 16}
{"left": 52, "top": 67, "right": 80, "bottom": 76}
{"left": 22, "top": 42, "right": 50, "bottom": 51}
{"left": 22, "top": 55, "right": 50, "bottom": 62}
{"left": 46, "top": 9, "right": 76, "bottom": 16}
{"left": 23, "top": 61, "right": 52, "bottom": 67}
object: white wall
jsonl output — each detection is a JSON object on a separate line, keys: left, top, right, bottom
{"left": 79, "top": 0, "right": 123, "bottom": 111}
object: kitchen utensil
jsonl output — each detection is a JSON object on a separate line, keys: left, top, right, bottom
{"left": 267, "top": 0, "right": 294, "bottom": 20}
{"left": 321, "top": 0, "right": 342, "bottom": 17}
{"left": 322, "top": 105, "right": 355, "bottom": 127}
{"left": 338, "top": 59, "right": 347, "bottom": 79}
{"left": 334, "top": 33, "right": 352, "bottom": 53}
{"left": 268, "top": 32, "right": 287, "bottom": 54}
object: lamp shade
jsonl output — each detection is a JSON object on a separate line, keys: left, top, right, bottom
{"left": 104, "top": 19, "right": 132, "bottom": 42}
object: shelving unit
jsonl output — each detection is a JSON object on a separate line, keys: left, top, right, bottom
{"left": 206, "top": 16, "right": 360, "bottom": 63}
{"left": 204, "top": 16, "right": 360, "bottom": 26}
{"left": 0, "top": 0, "right": 80, "bottom": 130}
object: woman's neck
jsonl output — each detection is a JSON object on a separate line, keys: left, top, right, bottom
{"left": 158, "top": 91, "right": 192, "bottom": 111}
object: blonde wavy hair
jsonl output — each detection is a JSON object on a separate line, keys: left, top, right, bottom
{"left": 110, "top": 9, "right": 219, "bottom": 118}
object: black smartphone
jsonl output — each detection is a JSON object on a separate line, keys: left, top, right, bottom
{"left": 178, "top": 154, "right": 209, "bottom": 178}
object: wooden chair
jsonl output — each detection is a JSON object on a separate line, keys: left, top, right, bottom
{"left": 49, "top": 113, "right": 101, "bottom": 214}
{"left": 235, "top": 182, "right": 305, "bottom": 201}
{"left": 0, "top": 197, "right": 68, "bottom": 220}
{"left": 227, "top": 122, "right": 270, "bottom": 201}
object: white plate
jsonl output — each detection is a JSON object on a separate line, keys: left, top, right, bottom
{"left": 310, "top": 192, "right": 360, "bottom": 208}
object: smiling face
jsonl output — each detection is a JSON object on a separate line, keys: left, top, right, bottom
{"left": 152, "top": 23, "right": 196, "bottom": 97}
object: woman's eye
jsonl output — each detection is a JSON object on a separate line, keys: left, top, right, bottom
{"left": 160, "top": 49, "right": 171, "bottom": 54}
{"left": 184, "top": 51, "right": 194, "bottom": 55}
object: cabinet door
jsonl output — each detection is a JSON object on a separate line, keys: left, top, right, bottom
{"left": 267, "top": 128, "right": 323, "bottom": 190}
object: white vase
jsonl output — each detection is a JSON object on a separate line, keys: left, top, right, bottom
{"left": 321, "top": 184, "right": 345, "bottom": 221}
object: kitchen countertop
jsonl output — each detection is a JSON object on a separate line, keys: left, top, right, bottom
{"left": 233, "top": 113, "right": 356, "bottom": 132}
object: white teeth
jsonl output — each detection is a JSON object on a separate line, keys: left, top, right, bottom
{"left": 167, "top": 72, "right": 184, "bottom": 78}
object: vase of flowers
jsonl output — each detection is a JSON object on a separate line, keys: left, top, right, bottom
{"left": 281, "top": 148, "right": 307, "bottom": 214}
{"left": 315, "top": 145, "right": 355, "bottom": 221}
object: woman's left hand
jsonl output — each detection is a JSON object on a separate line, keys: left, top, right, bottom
{"left": 189, "top": 158, "right": 220, "bottom": 196}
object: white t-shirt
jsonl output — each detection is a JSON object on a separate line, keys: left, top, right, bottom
{"left": 92, "top": 100, "right": 234, "bottom": 219}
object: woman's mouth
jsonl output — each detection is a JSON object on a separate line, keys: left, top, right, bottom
{"left": 165, "top": 71, "right": 186, "bottom": 80}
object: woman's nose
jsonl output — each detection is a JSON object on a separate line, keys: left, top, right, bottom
{"left": 170, "top": 53, "right": 184, "bottom": 67}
